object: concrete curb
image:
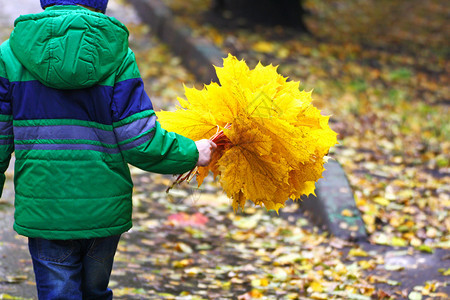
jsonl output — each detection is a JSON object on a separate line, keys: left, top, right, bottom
{"left": 129, "top": 0, "right": 367, "bottom": 241}
{"left": 128, "top": 0, "right": 225, "bottom": 83}
{"left": 301, "top": 160, "right": 367, "bottom": 241}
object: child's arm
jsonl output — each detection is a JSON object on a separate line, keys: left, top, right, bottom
{"left": 0, "top": 47, "right": 14, "bottom": 197}
{"left": 112, "top": 49, "right": 204, "bottom": 174}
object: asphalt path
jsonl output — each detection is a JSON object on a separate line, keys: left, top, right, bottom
{"left": 0, "top": 1, "right": 141, "bottom": 298}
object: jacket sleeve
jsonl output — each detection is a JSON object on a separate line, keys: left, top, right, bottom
{"left": 112, "top": 49, "right": 199, "bottom": 174}
{"left": 0, "top": 44, "right": 14, "bottom": 197}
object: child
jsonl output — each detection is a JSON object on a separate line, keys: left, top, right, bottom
{"left": 0, "top": 0, "right": 216, "bottom": 298}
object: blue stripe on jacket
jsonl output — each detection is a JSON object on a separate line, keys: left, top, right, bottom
{"left": 0, "top": 120, "right": 12, "bottom": 136}
{"left": 3, "top": 74, "right": 158, "bottom": 154}
{"left": 11, "top": 80, "right": 114, "bottom": 123}
{"left": 11, "top": 78, "right": 152, "bottom": 123}
{"left": 0, "top": 76, "right": 9, "bottom": 96}
{"left": 112, "top": 78, "right": 153, "bottom": 122}
{"left": 14, "top": 125, "right": 117, "bottom": 144}
{"left": 114, "top": 115, "right": 156, "bottom": 143}
{"left": 13, "top": 115, "right": 157, "bottom": 152}
{"left": 0, "top": 77, "right": 11, "bottom": 115}
{"left": 0, "top": 138, "right": 13, "bottom": 145}
{"left": 119, "top": 131, "right": 156, "bottom": 151}
{"left": 15, "top": 143, "right": 120, "bottom": 153}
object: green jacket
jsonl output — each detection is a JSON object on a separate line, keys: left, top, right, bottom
{"left": 0, "top": 6, "right": 198, "bottom": 239}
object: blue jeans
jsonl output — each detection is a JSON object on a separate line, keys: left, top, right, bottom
{"left": 28, "top": 235, "right": 121, "bottom": 300}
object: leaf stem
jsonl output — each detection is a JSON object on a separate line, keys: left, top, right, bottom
{"left": 166, "top": 123, "right": 232, "bottom": 193}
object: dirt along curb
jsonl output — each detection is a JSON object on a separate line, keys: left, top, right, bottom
{"left": 128, "top": 0, "right": 367, "bottom": 241}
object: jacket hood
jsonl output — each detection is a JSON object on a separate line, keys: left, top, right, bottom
{"left": 9, "top": 6, "right": 129, "bottom": 89}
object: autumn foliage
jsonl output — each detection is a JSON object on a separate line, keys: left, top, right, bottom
{"left": 157, "top": 55, "right": 337, "bottom": 212}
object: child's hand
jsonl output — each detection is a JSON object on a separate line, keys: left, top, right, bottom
{"left": 195, "top": 139, "right": 217, "bottom": 166}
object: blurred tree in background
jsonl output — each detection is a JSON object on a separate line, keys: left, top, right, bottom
{"left": 212, "top": 0, "right": 309, "bottom": 32}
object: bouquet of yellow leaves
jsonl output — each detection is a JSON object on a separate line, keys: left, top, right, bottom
{"left": 157, "top": 54, "right": 337, "bottom": 212}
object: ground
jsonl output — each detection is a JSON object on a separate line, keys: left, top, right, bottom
{"left": 0, "top": 0, "right": 449, "bottom": 299}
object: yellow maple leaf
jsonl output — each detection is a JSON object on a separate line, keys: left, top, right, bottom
{"left": 252, "top": 41, "right": 275, "bottom": 53}
{"left": 156, "top": 107, "right": 218, "bottom": 141}
{"left": 156, "top": 54, "right": 338, "bottom": 212}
